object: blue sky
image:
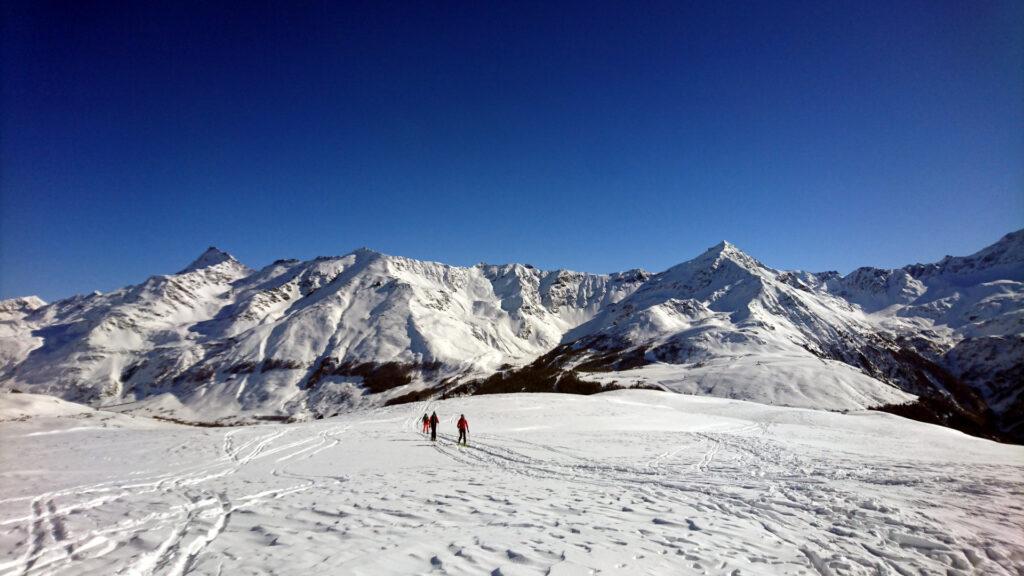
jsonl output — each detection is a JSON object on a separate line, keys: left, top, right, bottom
{"left": 2, "top": 1, "right": 1021, "bottom": 301}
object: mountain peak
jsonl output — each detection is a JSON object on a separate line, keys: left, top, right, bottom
{"left": 971, "top": 228, "right": 1024, "bottom": 264}
{"left": 697, "top": 240, "right": 760, "bottom": 266}
{"left": 648, "top": 241, "right": 768, "bottom": 293}
{"left": 351, "top": 246, "right": 383, "bottom": 257}
{"left": 648, "top": 240, "right": 771, "bottom": 284}
{"left": 0, "top": 295, "right": 46, "bottom": 314}
{"left": 903, "top": 228, "right": 1024, "bottom": 282}
{"left": 179, "top": 246, "right": 239, "bottom": 274}
{"left": 708, "top": 240, "right": 738, "bottom": 254}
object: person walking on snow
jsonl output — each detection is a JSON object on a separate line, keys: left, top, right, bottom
{"left": 429, "top": 411, "right": 440, "bottom": 441}
{"left": 457, "top": 414, "right": 469, "bottom": 446}
{"left": 421, "top": 414, "right": 430, "bottom": 434}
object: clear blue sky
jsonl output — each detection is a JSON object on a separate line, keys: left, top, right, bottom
{"left": 2, "top": 1, "right": 1022, "bottom": 301}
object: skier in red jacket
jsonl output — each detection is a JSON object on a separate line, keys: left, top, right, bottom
{"left": 456, "top": 414, "right": 469, "bottom": 446}
{"left": 421, "top": 414, "right": 430, "bottom": 434}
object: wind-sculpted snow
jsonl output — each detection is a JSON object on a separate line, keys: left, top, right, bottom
{"left": 0, "top": 230, "right": 1021, "bottom": 436}
{"left": 1, "top": 391, "right": 1022, "bottom": 575}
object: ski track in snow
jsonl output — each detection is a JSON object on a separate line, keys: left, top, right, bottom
{"left": 1, "top": 391, "right": 1022, "bottom": 575}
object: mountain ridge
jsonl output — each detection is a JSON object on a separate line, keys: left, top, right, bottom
{"left": 2, "top": 230, "right": 1021, "bottom": 440}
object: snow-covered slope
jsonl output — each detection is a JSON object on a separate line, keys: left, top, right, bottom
{"left": 828, "top": 230, "right": 1024, "bottom": 437}
{"left": 0, "top": 249, "right": 646, "bottom": 421}
{"left": 1, "top": 231, "right": 1020, "bottom": 438}
{"left": 467, "top": 231, "right": 1024, "bottom": 439}
{"left": 0, "top": 391, "right": 168, "bottom": 431}
{"left": 553, "top": 240, "right": 907, "bottom": 412}
{"left": 2, "top": 390, "right": 1022, "bottom": 575}
{"left": 0, "top": 296, "right": 46, "bottom": 370}
{"left": 168, "top": 251, "right": 646, "bottom": 419}
{"left": 1, "top": 249, "right": 252, "bottom": 404}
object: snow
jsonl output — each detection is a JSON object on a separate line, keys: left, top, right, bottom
{"left": 0, "top": 298, "right": 45, "bottom": 372}
{"left": 581, "top": 356, "right": 913, "bottom": 410}
{"left": 0, "top": 298, "right": 46, "bottom": 315}
{"left": 1, "top": 230, "right": 1021, "bottom": 429}
{"left": 177, "top": 247, "right": 239, "bottom": 274}
{"left": 0, "top": 392, "right": 170, "bottom": 431}
{"left": 2, "top": 390, "right": 1022, "bottom": 575}
{"left": 561, "top": 241, "right": 917, "bottom": 411}
{"left": 0, "top": 249, "right": 648, "bottom": 419}
{"left": 0, "top": 392, "right": 96, "bottom": 421}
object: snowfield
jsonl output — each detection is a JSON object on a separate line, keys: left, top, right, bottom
{"left": 1, "top": 391, "right": 1022, "bottom": 575}
{"left": 578, "top": 356, "right": 914, "bottom": 411}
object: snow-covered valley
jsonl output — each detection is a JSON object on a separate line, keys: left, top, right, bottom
{"left": 1, "top": 391, "right": 1022, "bottom": 575}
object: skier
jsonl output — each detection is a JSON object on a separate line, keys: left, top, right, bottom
{"left": 456, "top": 414, "right": 469, "bottom": 446}
{"left": 429, "top": 411, "right": 440, "bottom": 441}
{"left": 421, "top": 413, "right": 430, "bottom": 434}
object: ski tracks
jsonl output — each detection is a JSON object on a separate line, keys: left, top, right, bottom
{"left": 419, "top": 408, "right": 1020, "bottom": 576}
{"left": 1, "top": 422, "right": 349, "bottom": 576}
{"left": 5, "top": 402, "right": 1021, "bottom": 576}
{"left": 692, "top": 434, "right": 722, "bottom": 473}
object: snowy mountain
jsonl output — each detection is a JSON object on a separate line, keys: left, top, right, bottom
{"left": 539, "top": 241, "right": 916, "bottom": 410}
{"left": 0, "top": 296, "right": 47, "bottom": 370}
{"left": 527, "top": 231, "right": 1023, "bottom": 440}
{"left": 0, "top": 249, "right": 646, "bottom": 422}
{"left": 1, "top": 231, "right": 1021, "bottom": 439}
{"left": 0, "top": 250, "right": 252, "bottom": 405}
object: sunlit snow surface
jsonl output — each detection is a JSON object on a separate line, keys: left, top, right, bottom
{"left": 1, "top": 391, "right": 1022, "bottom": 575}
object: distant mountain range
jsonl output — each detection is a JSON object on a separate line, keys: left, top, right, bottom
{"left": 2, "top": 231, "right": 1021, "bottom": 441}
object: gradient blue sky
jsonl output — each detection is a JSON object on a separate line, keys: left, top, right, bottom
{"left": 2, "top": 1, "right": 1022, "bottom": 301}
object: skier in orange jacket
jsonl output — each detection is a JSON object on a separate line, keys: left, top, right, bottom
{"left": 456, "top": 414, "right": 469, "bottom": 446}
